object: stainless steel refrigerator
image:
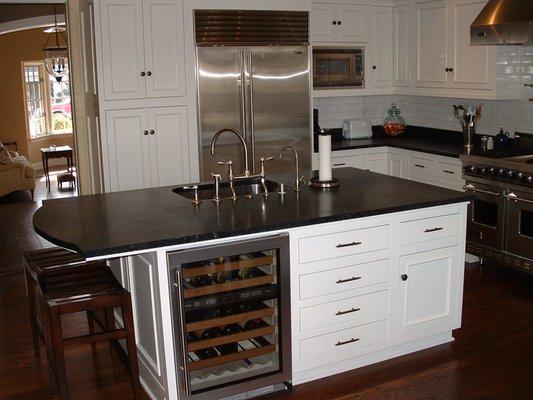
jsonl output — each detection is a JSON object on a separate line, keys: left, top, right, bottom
{"left": 197, "top": 45, "right": 311, "bottom": 181}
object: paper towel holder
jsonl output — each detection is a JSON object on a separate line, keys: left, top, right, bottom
{"left": 309, "top": 176, "right": 340, "bottom": 189}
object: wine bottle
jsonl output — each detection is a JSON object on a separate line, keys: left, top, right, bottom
{"left": 240, "top": 301, "right": 267, "bottom": 313}
{"left": 222, "top": 323, "right": 242, "bottom": 336}
{"left": 243, "top": 318, "right": 270, "bottom": 347}
{"left": 238, "top": 267, "right": 266, "bottom": 280}
{"left": 199, "top": 326, "right": 222, "bottom": 340}
{"left": 190, "top": 274, "right": 213, "bottom": 287}
{"left": 212, "top": 270, "right": 237, "bottom": 284}
{"left": 215, "top": 323, "right": 242, "bottom": 355}
{"left": 219, "top": 304, "right": 239, "bottom": 317}
{"left": 200, "top": 308, "right": 221, "bottom": 320}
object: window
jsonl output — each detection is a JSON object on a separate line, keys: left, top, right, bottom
{"left": 23, "top": 61, "right": 72, "bottom": 139}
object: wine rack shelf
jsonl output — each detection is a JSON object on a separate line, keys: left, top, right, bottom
{"left": 189, "top": 344, "right": 276, "bottom": 371}
{"left": 184, "top": 275, "right": 274, "bottom": 299}
{"left": 186, "top": 307, "right": 275, "bottom": 332}
{"left": 182, "top": 255, "right": 274, "bottom": 279}
{"left": 187, "top": 325, "right": 275, "bottom": 352}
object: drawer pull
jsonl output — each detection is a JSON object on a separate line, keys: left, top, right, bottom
{"left": 336, "top": 276, "right": 361, "bottom": 284}
{"left": 333, "top": 163, "right": 346, "bottom": 167}
{"left": 335, "top": 337, "right": 360, "bottom": 346}
{"left": 335, "top": 307, "right": 361, "bottom": 316}
{"left": 424, "top": 227, "right": 444, "bottom": 233}
{"left": 442, "top": 170, "right": 454, "bottom": 174}
{"left": 336, "top": 241, "right": 362, "bottom": 248}
{"left": 414, "top": 164, "right": 425, "bottom": 168}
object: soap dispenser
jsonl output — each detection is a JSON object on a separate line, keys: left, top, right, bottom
{"left": 494, "top": 125, "right": 509, "bottom": 148}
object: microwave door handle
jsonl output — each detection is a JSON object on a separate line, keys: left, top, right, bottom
{"left": 248, "top": 50, "right": 256, "bottom": 172}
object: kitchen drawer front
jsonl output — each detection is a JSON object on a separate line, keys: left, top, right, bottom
{"left": 409, "top": 155, "right": 435, "bottom": 177}
{"left": 298, "top": 225, "right": 390, "bottom": 264}
{"left": 437, "top": 161, "right": 462, "bottom": 181}
{"left": 400, "top": 213, "right": 461, "bottom": 246}
{"left": 300, "top": 319, "right": 388, "bottom": 364}
{"left": 299, "top": 258, "right": 390, "bottom": 300}
{"left": 299, "top": 290, "right": 389, "bottom": 332}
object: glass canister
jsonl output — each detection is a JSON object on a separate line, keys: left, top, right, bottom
{"left": 383, "top": 103, "right": 406, "bottom": 136}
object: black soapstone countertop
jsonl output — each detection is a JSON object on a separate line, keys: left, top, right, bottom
{"left": 316, "top": 126, "right": 469, "bottom": 158}
{"left": 33, "top": 168, "right": 472, "bottom": 259}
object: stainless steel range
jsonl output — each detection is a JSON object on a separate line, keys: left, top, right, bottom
{"left": 461, "top": 137, "right": 533, "bottom": 274}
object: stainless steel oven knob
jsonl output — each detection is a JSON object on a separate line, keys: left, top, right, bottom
{"left": 516, "top": 171, "right": 524, "bottom": 180}
{"left": 487, "top": 167, "right": 496, "bottom": 175}
{"left": 506, "top": 170, "right": 516, "bottom": 178}
{"left": 497, "top": 168, "right": 506, "bottom": 176}
{"left": 476, "top": 167, "right": 487, "bottom": 175}
{"left": 464, "top": 165, "right": 476, "bottom": 174}
{"left": 525, "top": 175, "right": 533, "bottom": 184}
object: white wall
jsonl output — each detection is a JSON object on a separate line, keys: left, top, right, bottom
{"left": 315, "top": 95, "right": 533, "bottom": 137}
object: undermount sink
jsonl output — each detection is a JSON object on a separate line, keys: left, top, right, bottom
{"left": 173, "top": 178, "right": 279, "bottom": 201}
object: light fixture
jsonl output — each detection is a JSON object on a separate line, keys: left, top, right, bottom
{"left": 43, "top": 5, "right": 68, "bottom": 83}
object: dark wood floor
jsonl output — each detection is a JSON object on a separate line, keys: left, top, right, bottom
{"left": 0, "top": 192, "right": 531, "bottom": 399}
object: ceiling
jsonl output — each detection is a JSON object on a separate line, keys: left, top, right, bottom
{"left": 0, "top": 4, "right": 66, "bottom": 25}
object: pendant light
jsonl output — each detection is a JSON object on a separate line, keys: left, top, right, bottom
{"left": 43, "top": 5, "right": 68, "bottom": 83}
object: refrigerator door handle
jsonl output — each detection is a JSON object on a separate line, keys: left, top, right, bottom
{"left": 248, "top": 51, "right": 256, "bottom": 172}
{"left": 239, "top": 49, "right": 247, "bottom": 141}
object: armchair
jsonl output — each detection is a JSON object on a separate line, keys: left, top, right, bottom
{"left": 0, "top": 141, "right": 35, "bottom": 199}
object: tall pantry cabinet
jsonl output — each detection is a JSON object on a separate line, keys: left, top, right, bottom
{"left": 95, "top": 0, "right": 197, "bottom": 192}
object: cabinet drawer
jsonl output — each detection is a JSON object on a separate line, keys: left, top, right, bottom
{"left": 437, "top": 161, "right": 462, "bottom": 181}
{"left": 400, "top": 213, "right": 461, "bottom": 246}
{"left": 299, "top": 290, "right": 389, "bottom": 332}
{"left": 299, "top": 259, "right": 390, "bottom": 300}
{"left": 300, "top": 319, "right": 388, "bottom": 364}
{"left": 298, "top": 225, "right": 390, "bottom": 264}
{"left": 409, "top": 156, "right": 435, "bottom": 177}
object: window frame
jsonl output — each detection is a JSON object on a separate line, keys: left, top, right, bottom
{"left": 21, "top": 60, "right": 73, "bottom": 141}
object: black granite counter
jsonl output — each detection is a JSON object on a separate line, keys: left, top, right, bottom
{"left": 33, "top": 168, "right": 472, "bottom": 259}
{"left": 317, "top": 126, "right": 469, "bottom": 158}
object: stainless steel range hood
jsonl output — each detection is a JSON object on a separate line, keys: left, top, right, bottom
{"left": 470, "top": 0, "right": 533, "bottom": 45}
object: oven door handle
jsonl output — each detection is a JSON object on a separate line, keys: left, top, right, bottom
{"left": 463, "top": 184, "right": 502, "bottom": 197}
{"left": 505, "top": 192, "right": 533, "bottom": 204}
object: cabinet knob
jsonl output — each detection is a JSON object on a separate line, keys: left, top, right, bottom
{"left": 401, "top": 274, "right": 408, "bottom": 281}
{"left": 332, "top": 20, "right": 337, "bottom": 25}
{"left": 449, "top": 67, "right": 454, "bottom": 72}
{"left": 143, "top": 130, "right": 149, "bottom": 135}
{"left": 146, "top": 71, "right": 152, "bottom": 77}
{"left": 337, "top": 20, "right": 342, "bottom": 25}
{"left": 372, "top": 65, "right": 377, "bottom": 70}
{"left": 140, "top": 71, "right": 146, "bottom": 77}
{"left": 150, "top": 130, "right": 155, "bottom": 135}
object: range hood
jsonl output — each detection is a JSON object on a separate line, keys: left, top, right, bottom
{"left": 470, "top": 0, "right": 533, "bottom": 45}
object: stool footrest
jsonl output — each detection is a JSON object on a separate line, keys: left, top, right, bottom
{"left": 64, "top": 329, "right": 126, "bottom": 346}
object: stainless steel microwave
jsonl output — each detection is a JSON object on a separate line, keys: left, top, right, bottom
{"left": 312, "top": 47, "right": 364, "bottom": 89}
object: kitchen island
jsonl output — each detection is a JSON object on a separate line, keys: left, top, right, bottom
{"left": 33, "top": 168, "right": 472, "bottom": 400}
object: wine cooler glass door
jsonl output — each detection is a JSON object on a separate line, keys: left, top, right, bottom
{"left": 168, "top": 234, "right": 291, "bottom": 399}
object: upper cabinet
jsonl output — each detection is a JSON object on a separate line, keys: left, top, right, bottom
{"left": 368, "top": 6, "right": 393, "bottom": 88}
{"left": 311, "top": 2, "right": 368, "bottom": 43}
{"left": 99, "top": 0, "right": 186, "bottom": 101}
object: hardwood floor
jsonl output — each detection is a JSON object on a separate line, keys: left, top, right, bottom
{"left": 0, "top": 192, "right": 531, "bottom": 399}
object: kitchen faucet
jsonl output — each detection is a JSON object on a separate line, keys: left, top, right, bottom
{"left": 279, "top": 145, "right": 304, "bottom": 191}
{"left": 210, "top": 128, "right": 250, "bottom": 177}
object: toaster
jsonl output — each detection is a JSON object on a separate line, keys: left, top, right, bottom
{"left": 342, "top": 119, "right": 372, "bottom": 139}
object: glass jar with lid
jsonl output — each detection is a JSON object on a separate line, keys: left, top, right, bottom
{"left": 383, "top": 103, "right": 406, "bottom": 136}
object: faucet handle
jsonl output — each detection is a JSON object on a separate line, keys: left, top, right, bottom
{"left": 211, "top": 173, "right": 222, "bottom": 204}
{"left": 217, "top": 160, "right": 233, "bottom": 166}
{"left": 182, "top": 185, "right": 200, "bottom": 205}
{"left": 260, "top": 156, "right": 275, "bottom": 162}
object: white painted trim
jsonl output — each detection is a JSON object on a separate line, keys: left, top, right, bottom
{"left": 0, "top": 15, "right": 65, "bottom": 35}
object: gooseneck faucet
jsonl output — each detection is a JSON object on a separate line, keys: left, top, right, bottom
{"left": 280, "top": 145, "right": 303, "bottom": 191}
{"left": 210, "top": 128, "right": 250, "bottom": 177}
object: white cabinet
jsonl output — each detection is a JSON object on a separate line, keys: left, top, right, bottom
{"left": 398, "top": 246, "right": 462, "bottom": 338}
{"left": 364, "top": 152, "right": 388, "bottom": 174}
{"left": 105, "top": 106, "right": 190, "bottom": 191}
{"left": 393, "top": 5, "right": 412, "bottom": 87}
{"left": 311, "top": 2, "right": 368, "bottom": 43}
{"left": 100, "top": 0, "right": 186, "bottom": 100}
{"left": 368, "top": 6, "right": 393, "bottom": 88}
{"left": 413, "top": 1, "right": 448, "bottom": 88}
{"left": 332, "top": 155, "right": 364, "bottom": 169}
{"left": 388, "top": 152, "right": 407, "bottom": 178}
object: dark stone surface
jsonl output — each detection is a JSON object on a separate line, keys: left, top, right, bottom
{"left": 33, "top": 168, "right": 473, "bottom": 258}
{"left": 314, "top": 125, "right": 470, "bottom": 158}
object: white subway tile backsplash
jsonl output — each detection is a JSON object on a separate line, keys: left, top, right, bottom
{"left": 314, "top": 94, "right": 533, "bottom": 135}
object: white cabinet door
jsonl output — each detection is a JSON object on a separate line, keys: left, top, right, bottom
{"left": 129, "top": 253, "right": 167, "bottom": 400}
{"left": 364, "top": 153, "right": 388, "bottom": 174}
{"left": 147, "top": 106, "right": 190, "bottom": 187}
{"left": 143, "top": 0, "right": 186, "bottom": 98}
{"left": 369, "top": 6, "right": 393, "bottom": 88}
{"left": 106, "top": 109, "right": 151, "bottom": 191}
{"left": 393, "top": 5, "right": 412, "bottom": 87}
{"left": 100, "top": 0, "right": 146, "bottom": 100}
{"left": 414, "top": 1, "right": 448, "bottom": 88}
{"left": 310, "top": 3, "right": 336, "bottom": 42}
{"left": 388, "top": 153, "right": 407, "bottom": 178}
{"left": 398, "top": 246, "right": 461, "bottom": 338}
{"left": 446, "top": 0, "right": 494, "bottom": 90}
{"left": 336, "top": 4, "right": 368, "bottom": 42}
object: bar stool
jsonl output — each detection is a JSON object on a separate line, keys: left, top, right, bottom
{"left": 23, "top": 248, "right": 142, "bottom": 399}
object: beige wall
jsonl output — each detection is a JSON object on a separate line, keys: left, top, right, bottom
{"left": 0, "top": 28, "right": 74, "bottom": 165}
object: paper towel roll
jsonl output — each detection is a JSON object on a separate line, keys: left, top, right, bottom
{"left": 319, "top": 132, "right": 332, "bottom": 181}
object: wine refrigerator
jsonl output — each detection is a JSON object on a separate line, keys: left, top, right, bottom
{"left": 168, "top": 234, "right": 291, "bottom": 399}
